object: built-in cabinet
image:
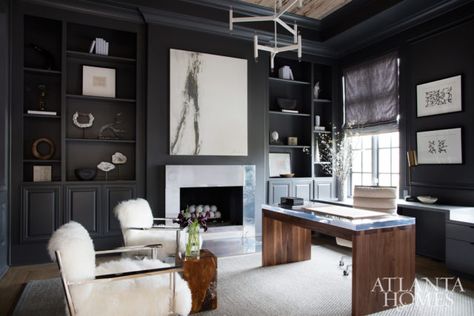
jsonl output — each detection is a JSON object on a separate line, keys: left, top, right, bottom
{"left": 268, "top": 178, "right": 315, "bottom": 204}
{"left": 21, "top": 183, "right": 134, "bottom": 243}
{"left": 266, "top": 56, "right": 336, "bottom": 203}
{"left": 446, "top": 221, "right": 474, "bottom": 276}
{"left": 21, "top": 184, "right": 61, "bottom": 242}
{"left": 398, "top": 207, "right": 446, "bottom": 261}
{"left": 11, "top": 5, "right": 144, "bottom": 264}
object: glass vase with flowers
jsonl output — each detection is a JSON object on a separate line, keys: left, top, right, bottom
{"left": 174, "top": 206, "right": 208, "bottom": 259}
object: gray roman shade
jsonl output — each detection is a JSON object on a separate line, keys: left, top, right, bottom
{"left": 343, "top": 52, "right": 399, "bottom": 133}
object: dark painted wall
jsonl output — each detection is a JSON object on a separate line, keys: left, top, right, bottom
{"left": 0, "top": 0, "right": 9, "bottom": 275}
{"left": 146, "top": 24, "right": 267, "bottom": 234}
{"left": 341, "top": 3, "right": 474, "bottom": 205}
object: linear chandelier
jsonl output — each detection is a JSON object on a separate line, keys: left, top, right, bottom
{"left": 229, "top": 0, "right": 303, "bottom": 70}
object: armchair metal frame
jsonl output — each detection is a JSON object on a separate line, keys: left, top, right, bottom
{"left": 55, "top": 244, "right": 183, "bottom": 316}
{"left": 126, "top": 216, "right": 183, "bottom": 261}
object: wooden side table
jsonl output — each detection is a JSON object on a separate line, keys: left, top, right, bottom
{"left": 182, "top": 249, "right": 217, "bottom": 313}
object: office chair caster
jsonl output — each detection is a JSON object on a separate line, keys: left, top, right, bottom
{"left": 339, "top": 255, "right": 347, "bottom": 267}
{"left": 343, "top": 264, "right": 352, "bottom": 276}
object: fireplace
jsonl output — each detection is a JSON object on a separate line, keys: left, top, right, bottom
{"left": 165, "top": 165, "right": 255, "bottom": 239}
{"left": 180, "top": 186, "right": 243, "bottom": 226}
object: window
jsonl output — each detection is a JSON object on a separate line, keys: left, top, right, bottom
{"left": 349, "top": 132, "right": 399, "bottom": 195}
{"left": 342, "top": 53, "right": 400, "bottom": 197}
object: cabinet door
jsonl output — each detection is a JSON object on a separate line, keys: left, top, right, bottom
{"left": 293, "top": 180, "right": 313, "bottom": 201}
{"left": 65, "top": 185, "right": 101, "bottom": 236}
{"left": 268, "top": 180, "right": 292, "bottom": 204}
{"left": 103, "top": 185, "right": 136, "bottom": 236}
{"left": 21, "top": 185, "right": 61, "bottom": 242}
{"left": 398, "top": 207, "right": 446, "bottom": 260}
{"left": 315, "top": 181, "right": 332, "bottom": 200}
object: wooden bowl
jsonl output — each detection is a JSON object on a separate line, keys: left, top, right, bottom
{"left": 280, "top": 173, "right": 295, "bottom": 178}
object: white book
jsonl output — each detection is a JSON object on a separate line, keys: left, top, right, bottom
{"left": 27, "top": 110, "right": 57, "bottom": 116}
{"left": 281, "top": 109, "right": 299, "bottom": 113}
{"left": 95, "top": 38, "right": 102, "bottom": 54}
{"left": 88, "top": 40, "right": 96, "bottom": 54}
{"left": 105, "top": 41, "right": 109, "bottom": 55}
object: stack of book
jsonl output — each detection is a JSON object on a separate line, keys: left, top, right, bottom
{"left": 89, "top": 38, "right": 109, "bottom": 55}
{"left": 314, "top": 126, "right": 326, "bottom": 131}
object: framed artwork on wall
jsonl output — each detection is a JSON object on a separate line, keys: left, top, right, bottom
{"left": 269, "top": 153, "right": 291, "bottom": 177}
{"left": 416, "top": 128, "right": 462, "bottom": 164}
{"left": 416, "top": 75, "right": 462, "bottom": 117}
{"left": 82, "top": 65, "right": 116, "bottom": 98}
{"left": 169, "top": 49, "right": 248, "bottom": 156}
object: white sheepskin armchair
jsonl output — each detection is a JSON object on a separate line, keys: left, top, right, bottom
{"left": 48, "top": 221, "right": 192, "bottom": 316}
{"left": 114, "top": 198, "right": 185, "bottom": 259}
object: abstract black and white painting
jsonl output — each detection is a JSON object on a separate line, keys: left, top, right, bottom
{"left": 417, "top": 128, "right": 462, "bottom": 164}
{"left": 416, "top": 75, "right": 462, "bottom": 117}
{"left": 169, "top": 49, "right": 248, "bottom": 156}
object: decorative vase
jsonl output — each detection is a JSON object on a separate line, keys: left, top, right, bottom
{"left": 337, "top": 179, "right": 347, "bottom": 201}
{"left": 185, "top": 221, "right": 201, "bottom": 259}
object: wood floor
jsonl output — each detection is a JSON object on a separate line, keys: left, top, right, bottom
{"left": 1, "top": 236, "right": 473, "bottom": 316}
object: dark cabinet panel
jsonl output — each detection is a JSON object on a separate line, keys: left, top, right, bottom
{"left": 103, "top": 185, "right": 136, "bottom": 236}
{"left": 21, "top": 185, "right": 60, "bottom": 242}
{"left": 446, "top": 238, "right": 474, "bottom": 275}
{"left": 293, "top": 179, "right": 313, "bottom": 201}
{"left": 65, "top": 185, "right": 101, "bottom": 236}
{"left": 314, "top": 181, "right": 332, "bottom": 200}
{"left": 398, "top": 207, "right": 446, "bottom": 260}
{"left": 268, "top": 180, "right": 292, "bottom": 204}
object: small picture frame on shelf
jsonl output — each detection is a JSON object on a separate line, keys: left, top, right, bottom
{"left": 33, "top": 165, "right": 52, "bottom": 182}
{"left": 416, "top": 127, "right": 462, "bottom": 164}
{"left": 416, "top": 75, "right": 462, "bottom": 117}
{"left": 82, "top": 65, "right": 116, "bottom": 98}
{"left": 269, "top": 153, "right": 291, "bottom": 177}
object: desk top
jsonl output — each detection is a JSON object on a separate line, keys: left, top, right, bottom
{"left": 314, "top": 198, "right": 474, "bottom": 225}
{"left": 262, "top": 202, "right": 415, "bottom": 232}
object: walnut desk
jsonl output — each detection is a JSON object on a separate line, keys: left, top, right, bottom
{"left": 262, "top": 203, "right": 416, "bottom": 316}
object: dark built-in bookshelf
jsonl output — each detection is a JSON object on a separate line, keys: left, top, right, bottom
{"left": 21, "top": 16, "right": 138, "bottom": 182}
{"left": 11, "top": 11, "right": 144, "bottom": 263}
{"left": 267, "top": 57, "right": 336, "bottom": 202}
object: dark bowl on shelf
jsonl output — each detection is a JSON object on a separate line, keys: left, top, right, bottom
{"left": 277, "top": 98, "right": 298, "bottom": 111}
{"left": 75, "top": 168, "right": 97, "bottom": 181}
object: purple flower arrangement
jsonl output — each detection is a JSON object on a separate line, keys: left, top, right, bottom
{"left": 174, "top": 206, "right": 209, "bottom": 232}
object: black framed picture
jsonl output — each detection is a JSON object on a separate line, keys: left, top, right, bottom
{"left": 416, "top": 127, "right": 462, "bottom": 164}
{"left": 416, "top": 75, "right": 462, "bottom": 117}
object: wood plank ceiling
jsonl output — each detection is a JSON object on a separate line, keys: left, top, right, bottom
{"left": 242, "top": 0, "right": 352, "bottom": 20}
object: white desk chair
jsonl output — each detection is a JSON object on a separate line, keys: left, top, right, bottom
{"left": 337, "top": 186, "right": 397, "bottom": 275}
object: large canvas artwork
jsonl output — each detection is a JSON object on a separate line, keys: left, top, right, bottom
{"left": 416, "top": 75, "right": 462, "bottom": 117}
{"left": 169, "top": 49, "right": 248, "bottom": 156}
{"left": 417, "top": 128, "right": 462, "bottom": 164}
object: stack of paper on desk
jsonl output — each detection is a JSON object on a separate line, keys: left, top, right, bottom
{"left": 303, "top": 205, "right": 388, "bottom": 219}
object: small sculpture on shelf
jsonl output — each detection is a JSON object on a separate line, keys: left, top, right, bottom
{"left": 72, "top": 111, "right": 95, "bottom": 138}
{"left": 313, "top": 81, "right": 320, "bottom": 99}
{"left": 270, "top": 131, "right": 282, "bottom": 145}
{"left": 37, "top": 84, "right": 47, "bottom": 111}
{"left": 111, "top": 152, "right": 127, "bottom": 178}
{"left": 31, "top": 137, "right": 55, "bottom": 160}
{"left": 97, "top": 161, "right": 115, "bottom": 181}
{"left": 99, "top": 112, "right": 126, "bottom": 140}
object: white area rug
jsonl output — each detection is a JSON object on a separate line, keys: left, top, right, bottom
{"left": 13, "top": 245, "right": 474, "bottom": 316}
